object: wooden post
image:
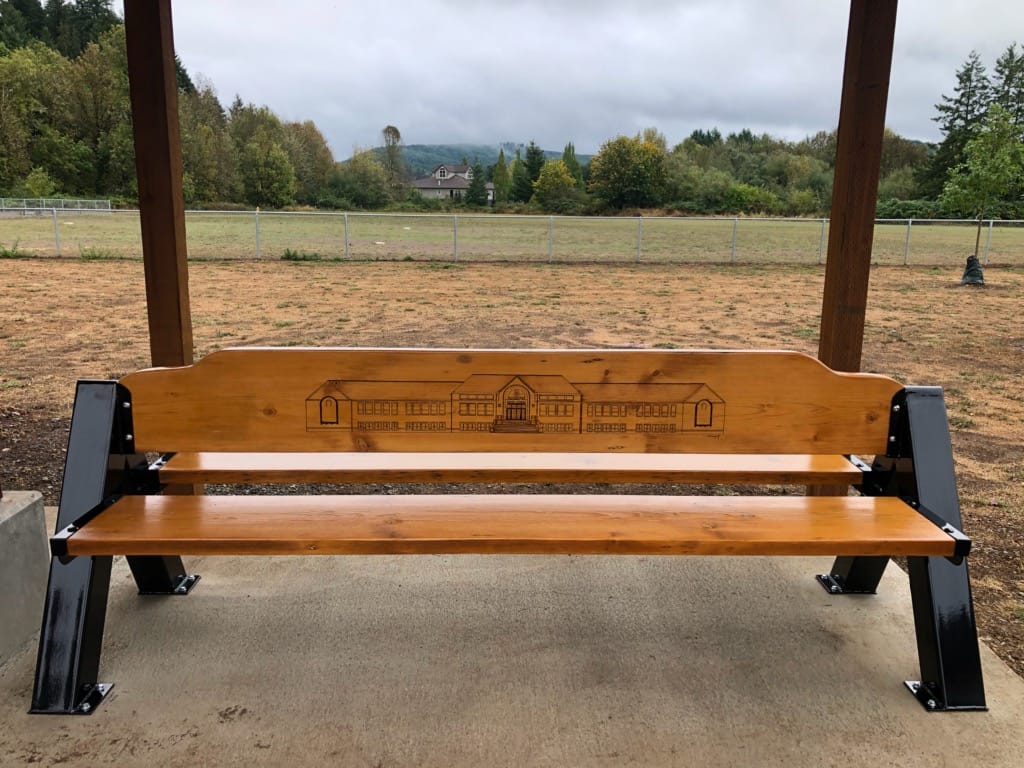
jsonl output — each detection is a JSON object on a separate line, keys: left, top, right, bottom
{"left": 818, "top": 0, "right": 897, "bottom": 373}
{"left": 124, "top": 0, "right": 193, "bottom": 367}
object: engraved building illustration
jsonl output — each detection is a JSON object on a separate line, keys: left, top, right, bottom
{"left": 306, "top": 375, "right": 724, "bottom": 434}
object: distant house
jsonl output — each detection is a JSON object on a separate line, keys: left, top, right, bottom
{"left": 411, "top": 164, "right": 494, "bottom": 202}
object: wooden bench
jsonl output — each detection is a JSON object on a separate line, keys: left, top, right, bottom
{"left": 30, "top": 348, "right": 986, "bottom": 714}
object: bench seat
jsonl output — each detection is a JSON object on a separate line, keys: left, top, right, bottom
{"left": 158, "top": 451, "right": 866, "bottom": 485}
{"left": 60, "top": 494, "right": 956, "bottom": 557}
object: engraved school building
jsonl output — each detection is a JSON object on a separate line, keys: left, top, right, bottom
{"left": 306, "top": 374, "right": 724, "bottom": 435}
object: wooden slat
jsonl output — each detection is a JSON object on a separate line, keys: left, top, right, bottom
{"left": 121, "top": 348, "right": 901, "bottom": 455}
{"left": 65, "top": 495, "right": 954, "bottom": 557}
{"left": 159, "top": 452, "right": 864, "bottom": 486}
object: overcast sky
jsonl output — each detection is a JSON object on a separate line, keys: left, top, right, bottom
{"left": 123, "top": 1, "right": 1024, "bottom": 159}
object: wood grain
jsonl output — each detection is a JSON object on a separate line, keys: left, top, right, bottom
{"left": 121, "top": 348, "right": 901, "bottom": 454}
{"left": 66, "top": 494, "right": 954, "bottom": 557}
{"left": 159, "top": 451, "right": 864, "bottom": 486}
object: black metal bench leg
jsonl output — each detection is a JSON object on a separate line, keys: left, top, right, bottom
{"left": 905, "top": 555, "right": 986, "bottom": 711}
{"left": 30, "top": 381, "right": 126, "bottom": 714}
{"left": 30, "top": 556, "right": 114, "bottom": 714}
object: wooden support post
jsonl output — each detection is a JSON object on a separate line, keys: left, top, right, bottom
{"left": 818, "top": 0, "right": 897, "bottom": 373}
{"left": 124, "top": 0, "right": 193, "bottom": 368}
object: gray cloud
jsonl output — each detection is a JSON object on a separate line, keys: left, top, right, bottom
{"left": 139, "top": 1, "right": 1024, "bottom": 157}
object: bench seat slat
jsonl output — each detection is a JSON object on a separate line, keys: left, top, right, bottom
{"left": 65, "top": 494, "right": 954, "bottom": 557}
{"left": 158, "top": 452, "right": 864, "bottom": 485}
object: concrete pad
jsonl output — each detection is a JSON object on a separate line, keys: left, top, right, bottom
{"left": 0, "top": 491, "right": 48, "bottom": 665}
{"left": 2, "top": 549, "right": 1022, "bottom": 767}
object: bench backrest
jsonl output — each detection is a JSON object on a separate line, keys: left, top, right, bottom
{"left": 119, "top": 348, "right": 902, "bottom": 455}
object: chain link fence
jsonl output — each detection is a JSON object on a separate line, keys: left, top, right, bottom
{"left": 2, "top": 209, "right": 1022, "bottom": 265}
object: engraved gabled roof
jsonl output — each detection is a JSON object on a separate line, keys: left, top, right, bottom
{"left": 453, "top": 374, "right": 578, "bottom": 396}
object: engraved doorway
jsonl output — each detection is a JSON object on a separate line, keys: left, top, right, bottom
{"left": 504, "top": 386, "right": 528, "bottom": 421}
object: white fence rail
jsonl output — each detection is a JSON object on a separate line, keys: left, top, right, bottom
{"left": 2, "top": 209, "right": 1022, "bottom": 265}
{"left": 0, "top": 198, "right": 112, "bottom": 211}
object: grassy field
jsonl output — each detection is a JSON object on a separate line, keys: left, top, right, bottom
{"left": 2, "top": 209, "right": 1022, "bottom": 265}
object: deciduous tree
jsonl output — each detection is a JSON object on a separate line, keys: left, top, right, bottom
{"left": 587, "top": 134, "right": 667, "bottom": 209}
{"left": 532, "top": 159, "right": 578, "bottom": 211}
{"left": 940, "top": 105, "right": 1024, "bottom": 258}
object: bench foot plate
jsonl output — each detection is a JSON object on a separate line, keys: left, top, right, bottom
{"left": 816, "top": 573, "right": 876, "bottom": 595}
{"left": 904, "top": 680, "right": 987, "bottom": 712}
{"left": 139, "top": 573, "right": 200, "bottom": 596}
{"left": 30, "top": 683, "right": 112, "bottom": 716}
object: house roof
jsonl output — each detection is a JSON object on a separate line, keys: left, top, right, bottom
{"left": 411, "top": 175, "right": 471, "bottom": 190}
{"left": 434, "top": 164, "right": 470, "bottom": 174}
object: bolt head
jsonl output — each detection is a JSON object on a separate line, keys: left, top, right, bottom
{"left": 80, "top": 703, "right": 91, "bottom": 713}
{"left": 926, "top": 699, "right": 937, "bottom": 710}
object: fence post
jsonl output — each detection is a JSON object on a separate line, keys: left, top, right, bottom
{"left": 548, "top": 216, "right": 554, "bottom": 263}
{"left": 984, "top": 219, "right": 993, "bottom": 265}
{"left": 636, "top": 217, "right": 642, "bottom": 263}
{"left": 52, "top": 208, "right": 61, "bottom": 257}
{"left": 904, "top": 218, "right": 912, "bottom": 265}
{"left": 453, "top": 214, "right": 458, "bottom": 262}
{"left": 343, "top": 212, "right": 350, "bottom": 260}
{"left": 817, "top": 218, "right": 827, "bottom": 265}
{"left": 732, "top": 218, "right": 739, "bottom": 263}
{"left": 255, "top": 208, "right": 261, "bottom": 259}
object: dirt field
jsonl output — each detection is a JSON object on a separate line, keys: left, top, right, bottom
{"left": 1, "top": 258, "right": 1021, "bottom": 679}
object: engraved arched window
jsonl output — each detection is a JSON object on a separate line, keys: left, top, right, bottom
{"left": 320, "top": 396, "right": 339, "bottom": 425}
{"left": 694, "top": 399, "right": 713, "bottom": 428}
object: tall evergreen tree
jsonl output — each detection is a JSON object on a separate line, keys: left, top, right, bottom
{"left": 919, "top": 51, "right": 992, "bottom": 198}
{"left": 561, "top": 141, "right": 584, "bottom": 189}
{"left": 510, "top": 149, "right": 533, "bottom": 202}
{"left": 465, "top": 159, "right": 488, "bottom": 206}
{"left": 524, "top": 140, "right": 545, "bottom": 182}
{"left": 992, "top": 43, "right": 1024, "bottom": 128}
{"left": 491, "top": 148, "right": 510, "bottom": 204}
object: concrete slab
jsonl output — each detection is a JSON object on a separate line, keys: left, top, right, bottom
{"left": 0, "top": 491, "right": 48, "bottom": 665}
{"left": 2, "top": 545, "right": 1022, "bottom": 766}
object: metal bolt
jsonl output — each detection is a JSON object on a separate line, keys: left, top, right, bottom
{"left": 829, "top": 585, "right": 840, "bottom": 594}
{"left": 125, "top": 434, "right": 133, "bottom": 441}
{"left": 911, "top": 683, "right": 920, "bottom": 691}
{"left": 926, "top": 699, "right": 937, "bottom": 710}
{"left": 892, "top": 404, "right": 901, "bottom": 413}
{"left": 67, "top": 525, "right": 77, "bottom": 533}
{"left": 80, "top": 703, "right": 92, "bottom": 713}
{"left": 889, "top": 436, "right": 896, "bottom": 443}
{"left": 122, "top": 402, "right": 131, "bottom": 409}
{"left": 175, "top": 585, "right": 187, "bottom": 594}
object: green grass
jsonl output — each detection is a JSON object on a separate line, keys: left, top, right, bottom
{"left": 3, "top": 210, "right": 1023, "bottom": 265}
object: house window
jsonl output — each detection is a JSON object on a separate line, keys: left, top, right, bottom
{"left": 438, "top": 167, "right": 448, "bottom": 179}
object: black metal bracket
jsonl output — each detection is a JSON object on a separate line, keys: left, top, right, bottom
{"left": 138, "top": 573, "right": 200, "bottom": 596}
{"left": 904, "top": 680, "right": 987, "bottom": 713}
{"left": 816, "top": 572, "right": 878, "bottom": 595}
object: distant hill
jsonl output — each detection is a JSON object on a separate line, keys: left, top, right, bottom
{"left": 368, "top": 143, "right": 591, "bottom": 177}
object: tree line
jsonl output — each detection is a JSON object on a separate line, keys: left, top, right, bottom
{"left": 1, "top": 2, "right": 1021, "bottom": 220}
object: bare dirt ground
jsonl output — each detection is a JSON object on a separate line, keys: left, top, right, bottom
{"left": 1, "top": 258, "right": 1021, "bottom": 678}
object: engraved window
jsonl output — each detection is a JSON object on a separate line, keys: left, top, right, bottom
{"left": 356, "top": 401, "right": 398, "bottom": 416}
{"left": 406, "top": 401, "right": 446, "bottom": 416}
